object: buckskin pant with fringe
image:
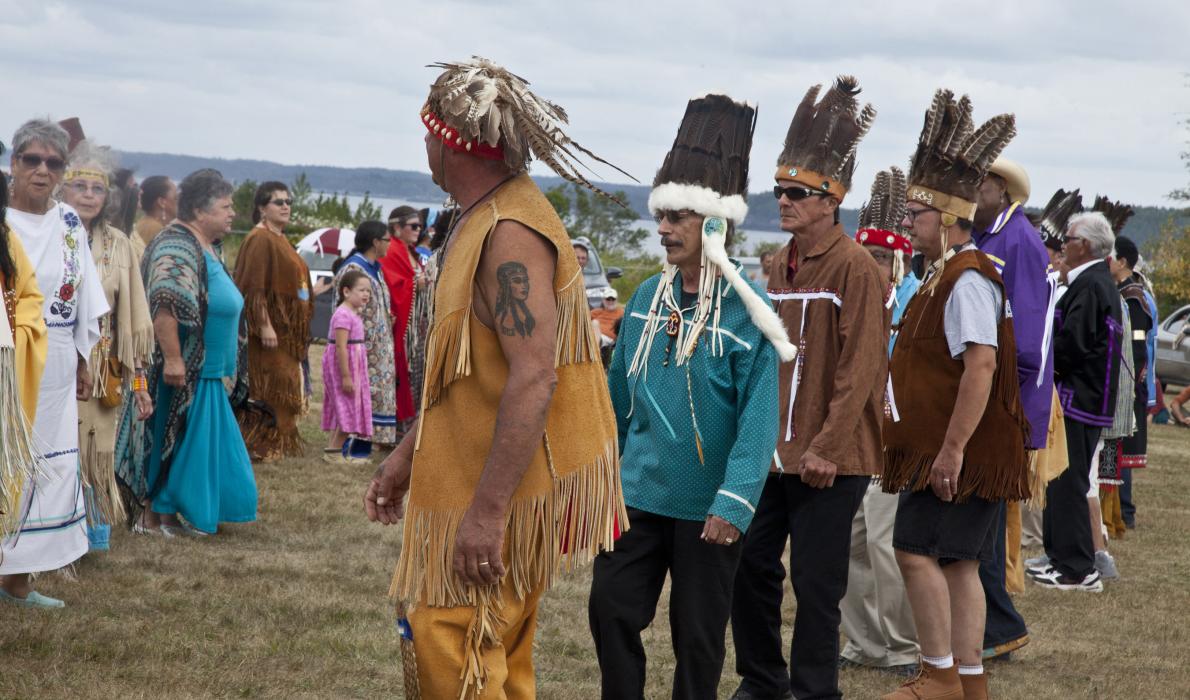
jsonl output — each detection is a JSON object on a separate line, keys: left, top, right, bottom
{"left": 408, "top": 577, "right": 544, "bottom": 700}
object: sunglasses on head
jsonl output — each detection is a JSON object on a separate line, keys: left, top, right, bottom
{"left": 19, "top": 153, "right": 66, "bottom": 172}
{"left": 773, "top": 185, "right": 828, "bottom": 202}
{"left": 271, "top": 198, "right": 293, "bottom": 207}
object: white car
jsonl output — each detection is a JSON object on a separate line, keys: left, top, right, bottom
{"left": 1156, "top": 304, "right": 1190, "bottom": 388}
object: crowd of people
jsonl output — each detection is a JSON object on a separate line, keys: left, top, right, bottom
{"left": 0, "top": 55, "right": 1172, "bottom": 700}
{"left": 0, "top": 118, "right": 438, "bottom": 608}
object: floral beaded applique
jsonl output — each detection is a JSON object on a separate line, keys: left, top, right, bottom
{"left": 48, "top": 206, "right": 84, "bottom": 322}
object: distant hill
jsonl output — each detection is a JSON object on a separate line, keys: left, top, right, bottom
{"left": 117, "top": 150, "right": 1185, "bottom": 249}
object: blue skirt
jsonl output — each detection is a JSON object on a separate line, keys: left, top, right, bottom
{"left": 151, "top": 378, "right": 257, "bottom": 533}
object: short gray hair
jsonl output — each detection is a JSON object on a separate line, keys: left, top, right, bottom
{"left": 1067, "top": 211, "right": 1115, "bottom": 258}
{"left": 11, "top": 118, "right": 69, "bottom": 159}
{"left": 177, "top": 168, "right": 233, "bottom": 222}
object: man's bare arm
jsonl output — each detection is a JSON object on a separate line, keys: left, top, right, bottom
{"left": 455, "top": 219, "right": 559, "bottom": 586}
{"left": 930, "top": 343, "right": 996, "bottom": 501}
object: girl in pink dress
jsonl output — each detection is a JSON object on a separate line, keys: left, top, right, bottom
{"left": 321, "top": 270, "right": 373, "bottom": 463}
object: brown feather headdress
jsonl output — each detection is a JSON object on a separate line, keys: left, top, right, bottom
{"left": 1038, "top": 188, "right": 1084, "bottom": 244}
{"left": 906, "top": 89, "right": 1016, "bottom": 221}
{"left": 422, "top": 56, "right": 635, "bottom": 203}
{"left": 775, "top": 76, "right": 876, "bottom": 200}
{"left": 1091, "top": 195, "right": 1135, "bottom": 234}
{"left": 856, "top": 167, "right": 912, "bottom": 284}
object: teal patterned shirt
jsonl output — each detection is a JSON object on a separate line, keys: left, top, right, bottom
{"left": 608, "top": 269, "right": 780, "bottom": 533}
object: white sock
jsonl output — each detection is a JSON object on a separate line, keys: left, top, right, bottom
{"left": 958, "top": 663, "right": 984, "bottom": 676}
{"left": 922, "top": 653, "right": 954, "bottom": 669}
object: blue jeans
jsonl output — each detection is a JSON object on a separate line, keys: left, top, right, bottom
{"left": 980, "top": 501, "right": 1027, "bottom": 647}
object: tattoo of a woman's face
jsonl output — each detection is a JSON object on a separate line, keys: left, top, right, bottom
{"left": 495, "top": 261, "right": 535, "bottom": 337}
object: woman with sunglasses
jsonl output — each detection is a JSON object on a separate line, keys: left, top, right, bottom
{"left": 332, "top": 221, "right": 397, "bottom": 449}
{"left": 1, "top": 119, "right": 108, "bottom": 608}
{"left": 231, "top": 181, "right": 316, "bottom": 462}
{"left": 380, "top": 206, "right": 427, "bottom": 435}
{"left": 59, "top": 142, "right": 154, "bottom": 548}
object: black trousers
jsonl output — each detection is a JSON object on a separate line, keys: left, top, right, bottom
{"left": 731, "top": 473, "right": 869, "bottom": 700}
{"left": 1043, "top": 418, "right": 1100, "bottom": 579}
{"left": 589, "top": 507, "right": 743, "bottom": 700}
{"left": 980, "top": 502, "right": 1028, "bottom": 647}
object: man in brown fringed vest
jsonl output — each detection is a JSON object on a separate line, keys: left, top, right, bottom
{"left": 880, "top": 90, "right": 1030, "bottom": 700}
{"left": 364, "top": 58, "right": 628, "bottom": 699}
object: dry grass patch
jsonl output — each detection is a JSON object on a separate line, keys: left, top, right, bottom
{"left": 4, "top": 356, "right": 1189, "bottom": 698}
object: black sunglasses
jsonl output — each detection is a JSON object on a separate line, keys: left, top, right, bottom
{"left": 773, "top": 185, "right": 828, "bottom": 202}
{"left": 271, "top": 198, "right": 293, "bottom": 207}
{"left": 653, "top": 210, "right": 693, "bottom": 224}
{"left": 19, "top": 153, "right": 66, "bottom": 172}
{"left": 402, "top": 221, "right": 423, "bottom": 231}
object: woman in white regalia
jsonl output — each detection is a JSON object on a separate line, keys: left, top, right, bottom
{"left": 0, "top": 119, "right": 107, "bottom": 609}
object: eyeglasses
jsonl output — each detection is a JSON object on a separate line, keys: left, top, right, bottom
{"left": 654, "top": 209, "right": 693, "bottom": 224}
{"left": 18, "top": 153, "right": 66, "bottom": 172}
{"left": 904, "top": 207, "right": 934, "bottom": 224}
{"left": 773, "top": 185, "right": 828, "bottom": 202}
{"left": 1063, "top": 235, "right": 1084, "bottom": 246}
{"left": 65, "top": 181, "right": 108, "bottom": 197}
{"left": 402, "top": 221, "right": 423, "bottom": 231}
{"left": 271, "top": 198, "right": 293, "bottom": 207}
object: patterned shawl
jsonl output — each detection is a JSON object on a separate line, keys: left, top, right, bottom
{"left": 114, "top": 223, "right": 249, "bottom": 506}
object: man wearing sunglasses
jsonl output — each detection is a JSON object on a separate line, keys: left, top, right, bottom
{"left": 730, "top": 77, "right": 887, "bottom": 700}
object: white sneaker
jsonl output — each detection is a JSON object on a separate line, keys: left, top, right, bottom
{"left": 1030, "top": 568, "right": 1104, "bottom": 592}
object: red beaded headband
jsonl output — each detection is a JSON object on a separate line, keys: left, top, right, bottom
{"left": 421, "top": 109, "right": 505, "bottom": 161}
{"left": 856, "top": 227, "right": 912, "bottom": 255}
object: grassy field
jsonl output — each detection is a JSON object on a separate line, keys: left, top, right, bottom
{"left": 3, "top": 350, "right": 1189, "bottom": 698}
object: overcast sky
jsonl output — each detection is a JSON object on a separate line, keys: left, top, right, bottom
{"left": 2, "top": 1, "right": 1187, "bottom": 206}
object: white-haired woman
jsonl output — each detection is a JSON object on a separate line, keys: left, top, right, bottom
{"left": 0, "top": 119, "right": 108, "bottom": 609}
{"left": 60, "top": 142, "right": 155, "bottom": 548}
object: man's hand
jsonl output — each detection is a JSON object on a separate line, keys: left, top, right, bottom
{"left": 163, "top": 357, "right": 185, "bottom": 387}
{"left": 76, "top": 363, "right": 93, "bottom": 401}
{"left": 701, "top": 515, "right": 741, "bottom": 546}
{"left": 133, "top": 390, "right": 154, "bottom": 421}
{"left": 453, "top": 504, "right": 507, "bottom": 587}
{"left": 365, "top": 449, "right": 412, "bottom": 524}
{"left": 929, "top": 446, "right": 963, "bottom": 502}
{"left": 799, "top": 449, "right": 837, "bottom": 489}
{"left": 261, "top": 325, "right": 278, "bottom": 349}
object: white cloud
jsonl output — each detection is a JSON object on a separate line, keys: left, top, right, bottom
{"left": 1, "top": 0, "right": 1186, "bottom": 206}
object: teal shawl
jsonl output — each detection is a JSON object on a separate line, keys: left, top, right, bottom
{"left": 114, "top": 223, "right": 248, "bottom": 507}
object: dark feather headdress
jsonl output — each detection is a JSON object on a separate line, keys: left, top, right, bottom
{"left": 647, "top": 94, "right": 756, "bottom": 225}
{"left": 857, "top": 166, "right": 908, "bottom": 236}
{"left": 1038, "top": 188, "right": 1084, "bottom": 245}
{"left": 856, "top": 167, "right": 912, "bottom": 284}
{"left": 630, "top": 94, "right": 796, "bottom": 380}
{"left": 906, "top": 90, "right": 1016, "bottom": 221}
{"left": 1091, "top": 195, "right": 1135, "bottom": 235}
{"left": 775, "top": 76, "right": 876, "bottom": 200}
{"left": 422, "top": 56, "right": 635, "bottom": 203}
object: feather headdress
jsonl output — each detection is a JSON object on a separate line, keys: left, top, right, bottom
{"left": 422, "top": 56, "right": 635, "bottom": 203}
{"left": 1038, "top": 188, "right": 1084, "bottom": 244}
{"left": 775, "top": 76, "right": 876, "bottom": 200}
{"left": 1091, "top": 195, "right": 1135, "bottom": 235}
{"left": 632, "top": 95, "right": 796, "bottom": 379}
{"left": 856, "top": 167, "right": 912, "bottom": 284}
{"left": 906, "top": 90, "right": 1016, "bottom": 221}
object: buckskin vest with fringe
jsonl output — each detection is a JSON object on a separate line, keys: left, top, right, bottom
{"left": 391, "top": 174, "right": 625, "bottom": 614}
{"left": 882, "top": 250, "right": 1031, "bottom": 502}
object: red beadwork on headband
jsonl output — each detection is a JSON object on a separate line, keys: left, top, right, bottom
{"left": 421, "top": 109, "right": 505, "bottom": 161}
{"left": 855, "top": 227, "right": 912, "bottom": 255}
